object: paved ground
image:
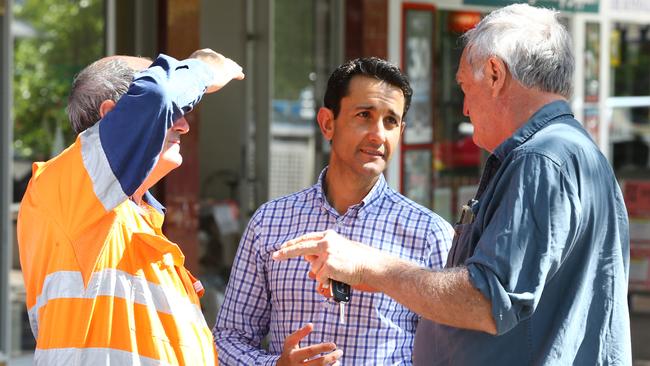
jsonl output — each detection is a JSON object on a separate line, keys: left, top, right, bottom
{"left": 7, "top": 354, "right": 31, "bottom": 366}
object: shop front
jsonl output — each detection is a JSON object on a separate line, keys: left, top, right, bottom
{"left": 387, "top": 0, "right": 650, "bottom": 360}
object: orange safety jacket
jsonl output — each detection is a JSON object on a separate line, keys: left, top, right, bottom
{"left": 17, "top": 54, "right": 218, "bottom": 365}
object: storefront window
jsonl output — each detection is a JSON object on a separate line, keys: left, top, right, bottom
{"left": 269, "top": 0, "right": 317, "bottom": 199}
{"left": 612, "top": 23, "right": 650, "bottom": 97}
{"left": 584, "top": 22, "right": 601, "bottom": 144}
{"left": 432, "top": 10, "right": 483, "bottom": 222}
{"left": 609, "top": 22, "right": 650, "bottom": 175}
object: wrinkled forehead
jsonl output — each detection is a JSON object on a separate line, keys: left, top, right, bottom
{"left": 456, "top": 49, "right": 472, "bottom": 78}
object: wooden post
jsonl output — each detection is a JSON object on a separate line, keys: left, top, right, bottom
{"left": 158, "top": 0, "right": 201, "bottom": 274}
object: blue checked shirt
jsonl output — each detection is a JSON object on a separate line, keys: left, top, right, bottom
{"left": 214, "top": 168, "right": 453, "bottom": 365}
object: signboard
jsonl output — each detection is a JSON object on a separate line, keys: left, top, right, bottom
{"left": 612, "top": 0, "right": 650, "bottom": 11}
{"left": 463, "top": 0, "right": 599, "bottom": 13}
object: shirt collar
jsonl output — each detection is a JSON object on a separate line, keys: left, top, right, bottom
{"left": 143, "top": 190, "right": 166, "bottom": 214}
{"left": 314, "top": 166, "right": 388, "bottom": 217}
{"left": 493, "top": 100, "right": 574, "bottom": 161}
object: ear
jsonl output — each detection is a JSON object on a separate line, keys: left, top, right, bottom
{"left": 99, "top": 100, "right": 117, "bottom": 118}
{"left": 317, "top": 107, "right": 335, "bottom": 141}
{"left": 485, "top": 56, "right": 508, "bottom": 97}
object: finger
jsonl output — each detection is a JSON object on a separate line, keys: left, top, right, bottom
{"left": 302, "top": 349, "right": 343, "bottom": 366}
{"left": 314, "top": 262, "right": 331, "bottom": 286}
{"left": 290, "top": 342, "right": 337, "bottom": 361}
{"left": 316, "top": 281, "right": 332, "bottom": 298}
{"left": 283, "top": 323, "right": 314, "bottom": 349}
{"left": 305, "top": 255, "right": 319, "bottom": 264}
{"left": 272, "top": 242, "right": 322, "bottom": 260}
{"left": 280, "top": 231, "right": 328, "bottom": 249}
{"left": 223, "top": 58, "right": 245, "bottom": 79}
{"left": 309, "top": 254, "right": 326, "bottom": 280}
{"left": 308, "top": 270, "right": 317, "bottom": 280}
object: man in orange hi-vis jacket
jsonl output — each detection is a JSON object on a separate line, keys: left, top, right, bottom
{"left": 17, "top": 48, "right": 244, "bottom": 365}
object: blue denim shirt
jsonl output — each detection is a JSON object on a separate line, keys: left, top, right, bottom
{"left": 413, "top": 101, "right": 632, "bottom": 365}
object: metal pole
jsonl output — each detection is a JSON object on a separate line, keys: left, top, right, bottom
{"left": 105, "top": 0, "right": 115, "bottom": 55}
{"left": 242, "top": 0, "right": 257, "bottom": 219}
{"left": 0, "top": 0, "right": 14, "bottom": 362}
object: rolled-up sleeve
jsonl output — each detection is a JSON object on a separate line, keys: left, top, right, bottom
{"left": 465, "top": 153, "right": 582, "bottom": 335}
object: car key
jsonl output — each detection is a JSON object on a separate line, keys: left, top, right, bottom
{"left": 330, "top": 279, "right": 350, "bottom": 324}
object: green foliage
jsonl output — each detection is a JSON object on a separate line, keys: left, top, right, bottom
{"left": 13, "top": 0, "right": 104, "bottom": 160}
{"left": 273, "top": 0, "right": 314, "bottom": 101}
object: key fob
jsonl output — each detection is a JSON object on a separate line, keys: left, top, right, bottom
{"left": 330, "top": 280, "right": 350, "bottom": 303}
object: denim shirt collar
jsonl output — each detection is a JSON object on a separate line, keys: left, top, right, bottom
{"left": 314, "top": 166, "right": 388, "bottom": 217}
{"left": 493, "top": 100, "right": 574, "bottom": 161}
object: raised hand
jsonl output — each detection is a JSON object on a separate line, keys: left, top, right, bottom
{"left": 189, "top": 48, "right": 244, "bottom": 93}
{"left": 277, "top": 323, "right": 343, "bottom": 366}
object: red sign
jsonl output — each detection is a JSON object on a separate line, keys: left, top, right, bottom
{"left": 448, "top": 11, "right": 482, "bottom": 34}
{"left": 630, "top": 244, "right": 650, "bottom": 291}
{"left": 624, "top": 180, "right": 650, "bottom": 217}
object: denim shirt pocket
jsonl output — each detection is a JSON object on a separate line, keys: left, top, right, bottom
{"left": 445, "top": 199, "right": 480, "bottom": 268}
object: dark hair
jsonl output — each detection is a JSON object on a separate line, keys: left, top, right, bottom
{"left": 323, "top": 57, "right": 412, "bottom": 120}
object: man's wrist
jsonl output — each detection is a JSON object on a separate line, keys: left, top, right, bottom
{"left": 359, "top": 246, "right": 395, "bottom": 287}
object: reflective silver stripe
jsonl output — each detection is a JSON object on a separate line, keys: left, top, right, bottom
{"left": 80, "top": 123, "right": 127, "bottom": 211}
{"left": 28, "top": 269, "right": 208, "bottom": 339}
{"left": 34, "top": 347, "right": 172, "bottom": 366}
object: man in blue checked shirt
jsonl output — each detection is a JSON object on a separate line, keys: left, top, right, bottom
{"left": 213, "top": 57, "right": 453, "bottom": 365}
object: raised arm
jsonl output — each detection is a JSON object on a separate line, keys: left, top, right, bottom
{"left": 84, "top": 50, "right": 243, "bottom": 211}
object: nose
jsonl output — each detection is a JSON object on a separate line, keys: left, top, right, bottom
{"left": 368, "top": 117, "right": 387, "bottom": 143}
{"left": 173, "top": 117, "right": 190, "bottom": 134}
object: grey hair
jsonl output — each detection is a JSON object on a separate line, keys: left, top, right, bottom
{"left": 461, "top": 4, "right": 574, "bottom": 98}
{"left": 66, "top": 58, "right": 136, "bottom": 134}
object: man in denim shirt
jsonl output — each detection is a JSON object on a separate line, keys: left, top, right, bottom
{"left": 274, "top": 4, "right": 631, "bottom": 365}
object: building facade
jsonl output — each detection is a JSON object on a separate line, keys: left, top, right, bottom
{"left": 2, "top": 0, "right": 650, "bottom": 363}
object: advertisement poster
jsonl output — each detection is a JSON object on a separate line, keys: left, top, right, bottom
{"left": 584, "top": 22, "right": 600, "bottom": 103}
{"left": 403, "top": 8, "right": 434, "bottom": 145}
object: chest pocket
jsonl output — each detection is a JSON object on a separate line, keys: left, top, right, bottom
{"left": 446, "top": 199, "right": 480, "bottom": 268}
